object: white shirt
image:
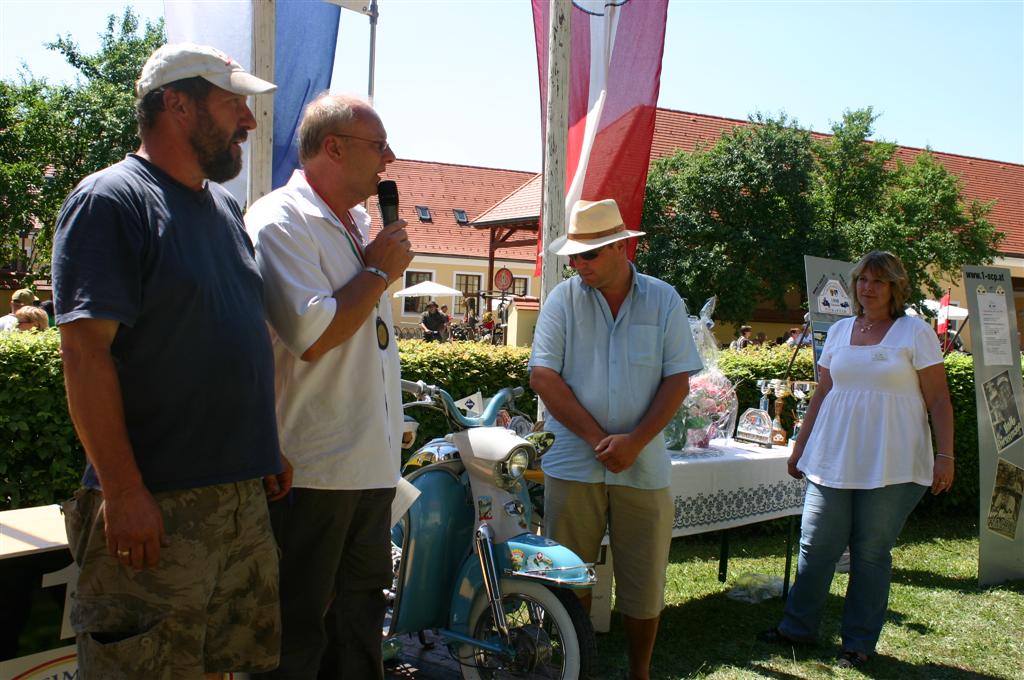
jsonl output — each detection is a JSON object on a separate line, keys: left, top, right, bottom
{"left": 798, "top": 315, "right": 944, "bottom": 489}
{"left": 0, "top": 314, "right": 17, "bottom": 331}
{"left": 245, "top": 170, "right": 401, "bottom": 490}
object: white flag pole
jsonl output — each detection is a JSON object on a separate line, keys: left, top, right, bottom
{"left": 540, "top": 0, "right": 570, "bottom": 305}
{"left": 248, "top": 0, "right": 276, "bottom": 206}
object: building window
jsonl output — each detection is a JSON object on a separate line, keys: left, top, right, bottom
{"left": 512, "top": 276, "right": 528, "bottom": 297}
{"left": 416, "top": 205, "right": 432, "bottom": 222}
{"left": 455, "top": 273, "right": 482, "bottom": 316}
{"left": 453, "top": 209, "right": 468, "bottom": 225}
{"left": 403, "top": 271, "right": 432, "bottom": 314}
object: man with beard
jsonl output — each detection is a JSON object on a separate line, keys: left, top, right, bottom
{"left": 51, "top": 44, "right": 290, "bottom": 679}
{"left": 245, "top": 93, "right": 411, "bottom": 679}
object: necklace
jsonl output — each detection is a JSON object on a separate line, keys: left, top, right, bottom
{"left": 858, "top": 316, "right": 887, "bottom": 333}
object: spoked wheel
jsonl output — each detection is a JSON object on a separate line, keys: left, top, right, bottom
{"left": 459, "top": 579, "right": 596, "bottom": 680}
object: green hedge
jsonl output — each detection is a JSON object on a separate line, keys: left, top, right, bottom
{"left": 0, "top": 330, "right": 83, "bottom": 510}
{"left": 0, "top": 334, "right": 993, "bottom": 517}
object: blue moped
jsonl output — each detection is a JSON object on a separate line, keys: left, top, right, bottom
{"left": 385, "top": 380, "right": 596, "bottom": 679}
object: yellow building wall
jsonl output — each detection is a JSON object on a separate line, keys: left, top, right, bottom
{"left": 507, "top": 304, "right": 539, "bottom": 347}
{"left": 387, "top": 254, "right": 539, "bottom": 335}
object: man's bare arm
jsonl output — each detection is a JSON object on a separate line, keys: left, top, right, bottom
{"left": 60, "top": 318, "right": 166, "bottom": 570}
{"left": 302, "top": 220, "right": 412, "bottom": 361}
{"left": 529, "top": 366, "right": 607, "bottom": 449}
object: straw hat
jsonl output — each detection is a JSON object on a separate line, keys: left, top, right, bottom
{"left": 548, "top": 199, "right": 645, "bottom": 256}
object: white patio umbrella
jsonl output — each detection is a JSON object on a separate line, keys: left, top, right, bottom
{"left": 392, "top": 280, "right": 464, "bottom": 298}
{"left": 922, "top": 299, "right": 969, "bottom": 320}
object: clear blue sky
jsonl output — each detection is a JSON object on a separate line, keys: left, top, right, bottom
{"left": 2, "top": 0, "right": 1021, "bottom": 171}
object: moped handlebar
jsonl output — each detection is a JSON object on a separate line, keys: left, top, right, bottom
{"left": 400, "top": 380, "right": 524, "bottom": 428}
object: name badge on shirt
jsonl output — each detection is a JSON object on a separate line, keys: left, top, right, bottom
{"left": 376, "top": 316, "right": 390, "bottom": 350}
{"left": 871, "top": 349, "right": 887, "bottom": 362}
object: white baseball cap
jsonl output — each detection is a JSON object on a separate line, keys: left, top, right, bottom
{"left": 136, "top": 43, "right": 277, "bottom": 98}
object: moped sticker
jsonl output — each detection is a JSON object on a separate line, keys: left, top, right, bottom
{"left": 531, "top": 551, "right": 554, "bottom": 569}
{"left": 477, "top": 496, "right": 493, "bottom": 521}
{"left": 510, "top": 548, "right": 526, "bottom": 571}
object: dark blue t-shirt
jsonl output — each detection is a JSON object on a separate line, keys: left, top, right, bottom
{"left": 52, "top": 154, "right": 281, "bottom": 493}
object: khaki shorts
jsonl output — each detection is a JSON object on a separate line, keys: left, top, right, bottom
{"left": 63, "top": 479, "right": 280, "bottom": 679}
{"left": 544, "top": 477, "right": 673, "bottom": 620}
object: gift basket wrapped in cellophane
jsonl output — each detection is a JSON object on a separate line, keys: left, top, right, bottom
{"left": 664, "top": 297, "right": 739, "bottom": 451}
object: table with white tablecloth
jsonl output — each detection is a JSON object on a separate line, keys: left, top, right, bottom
{"left": 670, "top": 438, "right": 806, "bottom": 537}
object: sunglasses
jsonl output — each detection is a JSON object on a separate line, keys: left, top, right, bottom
{"left": 569, "top": 245, "right": 607, "bottom": 262}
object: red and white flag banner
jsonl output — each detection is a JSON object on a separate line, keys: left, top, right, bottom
{"left": 937, "top": 290, "right": 951, "bottom": 336}
{"left": 532, "top": 0, "right": 669, "bottom": 273}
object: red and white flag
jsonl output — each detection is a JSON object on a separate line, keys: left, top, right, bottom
{"left": 532, "top": 0, "right": 669, "bottom": 273}
{"left": 937, "top": 290, "right": 951, "bottom": 336}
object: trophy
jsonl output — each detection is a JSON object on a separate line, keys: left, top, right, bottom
{"left": 757, "top": 379, "right": 772, "bottom": 411}
{"left": 738, "top": 379, "right": 776, "bottom": 448}
{"left": 790, "top": 381, "right": 817, "bottom": 441}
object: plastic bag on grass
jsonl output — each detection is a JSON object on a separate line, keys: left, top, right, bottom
{"left": 725, "top": 573, "right": 784, "bottom": 604}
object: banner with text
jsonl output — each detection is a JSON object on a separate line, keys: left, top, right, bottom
{"left": 963, "top": 265, "right": 1024, "bottom": 586}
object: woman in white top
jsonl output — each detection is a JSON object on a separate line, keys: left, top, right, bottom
{"left": 758, "top": 251, "right": 955, "bottom": 669}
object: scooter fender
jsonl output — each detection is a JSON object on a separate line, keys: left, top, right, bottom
{"left": 447, "top": 532, "right": 595, "bottom": 634}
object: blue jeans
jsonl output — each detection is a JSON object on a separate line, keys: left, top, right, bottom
{"left": 779, "top": 481, "right": 927, "bottom": 655}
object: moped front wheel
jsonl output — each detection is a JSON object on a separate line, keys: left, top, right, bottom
{"left": 458, "top": 579, "right": 596, "bottom": 680}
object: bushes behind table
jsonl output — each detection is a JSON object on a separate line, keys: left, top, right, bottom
{"left": 0, "top": 330, "right": 83, "bottom": 510}
{"left": 398, "top": 340, "right": 537, "bottom": 451}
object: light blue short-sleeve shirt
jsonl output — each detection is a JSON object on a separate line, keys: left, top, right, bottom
{"left": 529, "top": 267, "right": 703, "bottom": 489}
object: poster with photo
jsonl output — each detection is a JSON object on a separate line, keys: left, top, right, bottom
{"left": 987, "top": 458, "right": 1024, "bottom": 541}
{"left": 982, "top": 371, "right": 1023, "bottom": 452}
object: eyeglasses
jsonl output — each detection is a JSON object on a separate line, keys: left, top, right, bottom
{"left": 330, "top": 133, "right": 391, "bottom": 155}
{"left": 568, "top": 245, "right": 607, "bottom": 262}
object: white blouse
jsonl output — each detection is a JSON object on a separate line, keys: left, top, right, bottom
{"left": 798, "top": 315, "right": 944, "bottom": 489}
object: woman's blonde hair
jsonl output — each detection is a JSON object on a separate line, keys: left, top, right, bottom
{"left": 850, "top": 250, "right": 910, "bottom": 318}
{"left": 15, "top": 305, "right": 49, "bottom": 331}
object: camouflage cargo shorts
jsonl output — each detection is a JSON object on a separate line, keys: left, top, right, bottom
{"left": 63, "top": 479, "right": 280, "bottom": 679}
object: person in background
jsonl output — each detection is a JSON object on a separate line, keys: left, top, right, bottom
{"left": 39, "top": 299, "right": 56, "bottom": 327}
{"left": 730, "top": 325, "right": 753, "bottom": 350}
{"left": 419, "top": 300, "right": 446, "bottom": 342}
{"left": 529, "top": 199, "right": 703, "bottom": 680}
{"left": 0, "top": 288, "right": 38, "bottom": 331}
{"left": 439, "top": 304, "right": 451, "bottom": 339}
{"left": 786, "top": 327, "right": 811, "bottom": 347}
{"left": 753, "top": 332, "right": 768, "bottom": 346}
{"left": 758, "top": 250, "right": 954, "bottom": 670}
{"left": 15, "top": 305, "right": 49, "bottom": 332}
{"left": 52, "top": 42, "right": 286, "bottom": 678}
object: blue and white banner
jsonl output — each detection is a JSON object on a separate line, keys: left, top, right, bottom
{"left": 163, "top": 0, "right": 340, "bottom": 202}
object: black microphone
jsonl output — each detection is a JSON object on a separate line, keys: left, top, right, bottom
{"left": 378, "top": 180, "right": 399, "bottom": 225}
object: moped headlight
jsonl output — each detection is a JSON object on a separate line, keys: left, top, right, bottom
{"left": 494, "top": 445, "right": 533, "bottom": 490}
{"left": 505, "top": 446, "right": 532, "bottom": 479}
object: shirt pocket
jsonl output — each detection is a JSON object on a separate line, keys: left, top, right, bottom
{"left": 628, "top": 324, "right": 660, "bottom": 368}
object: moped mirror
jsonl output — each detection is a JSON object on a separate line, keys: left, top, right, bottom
{"left": 526, "top": 431, "right": 556, "bottom": 457}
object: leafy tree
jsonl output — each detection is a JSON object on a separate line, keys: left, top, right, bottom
{"left": 0, "top": 9, "right": 164, "bottom": 277}
{"left": 638, "top": 108, "right": 1002, "bottom": 323}
{"left": 638, "top": 113, "right": 816, "bottom": 322}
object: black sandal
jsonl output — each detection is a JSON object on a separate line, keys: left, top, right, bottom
{"left": 757, "top": 627, "right": 805, "bottom": 646}
{"left": 837, "top": 650, "right": 869, "bottom": 668}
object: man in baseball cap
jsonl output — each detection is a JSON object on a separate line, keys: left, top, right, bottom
{"left": 51, "top": 44, "right": 288, "bottom": 677}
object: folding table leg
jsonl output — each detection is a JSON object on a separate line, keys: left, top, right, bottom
{"left": 718, "top": 531, "right": 729, "bottom": 582}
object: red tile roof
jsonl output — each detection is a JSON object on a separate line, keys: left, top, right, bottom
{"left": 365, "top": 159, "right": 535, "bottom": 260}
{"left": 454, "top": 108, "right": 1024, "bottom": 257}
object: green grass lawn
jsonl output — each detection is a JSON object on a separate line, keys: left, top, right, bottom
{"left": 596, "top": 514, "right": 1024, "bottom": 679}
